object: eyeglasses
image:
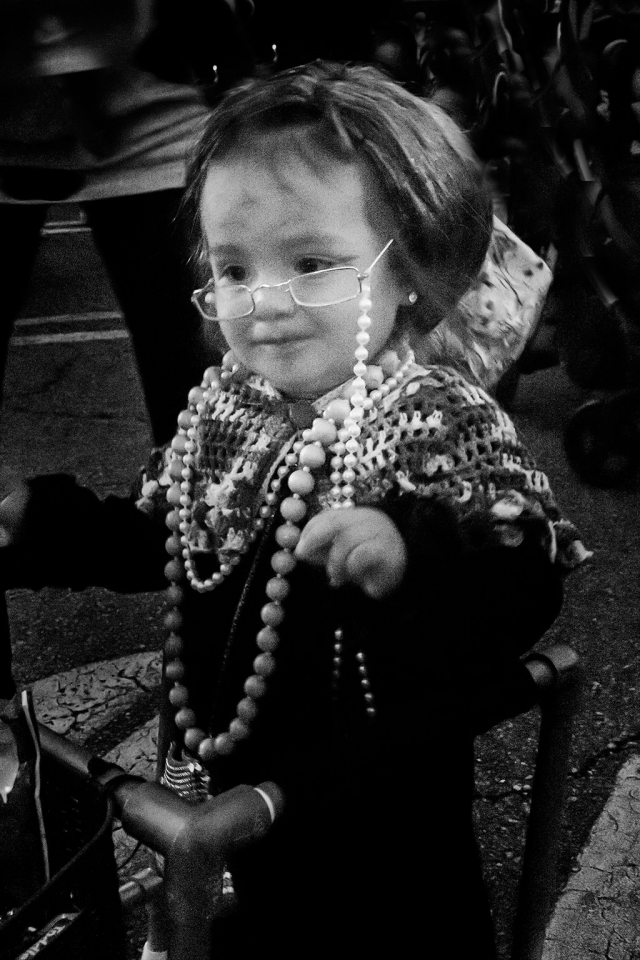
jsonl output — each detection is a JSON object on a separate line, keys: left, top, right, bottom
{"left": 191, "top": 239, "right": 394, "bottom": 322}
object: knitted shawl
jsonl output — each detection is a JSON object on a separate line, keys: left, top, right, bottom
{"left": 135, "top": 361, "right": 589, "bottom": 574}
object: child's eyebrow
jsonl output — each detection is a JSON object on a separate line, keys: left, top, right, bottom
{"left": 207, "top": 234, "right": 353, "bottom": 259}
{"left": 207, "top": 242, "right": 244, "bottom": 259}
{"left": 280, "top": 232, "right": 347, "bottom": 250}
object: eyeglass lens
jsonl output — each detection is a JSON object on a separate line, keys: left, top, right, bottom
{"left": 197, "top": 267, "right": 361, "bottom": 319}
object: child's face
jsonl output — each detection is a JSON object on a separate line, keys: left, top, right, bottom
{"left": 200, "top": 133, "right": 408, "bottom": 398}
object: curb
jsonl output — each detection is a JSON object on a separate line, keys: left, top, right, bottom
{"left": 543, "top": 755, "right": 640, "bottom": 959}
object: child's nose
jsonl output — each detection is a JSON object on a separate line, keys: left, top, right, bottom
{"left": 253, "top": 284, "right": 295, "bottom": 317}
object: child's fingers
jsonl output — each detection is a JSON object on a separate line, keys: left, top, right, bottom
{"left": 325, "top": 535, "right": 365, "bottom": 589}
{"left": 294, "top": 511, "right": 345, "bottom": 565}
{"left": 345, "top": 540, "right": 406, "bottom": 598}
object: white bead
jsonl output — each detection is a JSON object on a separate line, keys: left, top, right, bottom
{"left": 356, "top": 331, "right": 370, "bottom": 346}
{"left": 330, "top": 455, "right": 344, "bottom": 469}
{"left": 338, "top": 428, "right": 350, "bottom": 443}
{"left": 357, "top": 315, "right": 371, "bottom": 330}
{"left": 332, "top": 442, "right": 346, "bottom": 455}
{"left": 342, "top": 499, "right": 355, "bottom": 509}
{"left": 359, "top": 297, "right": 372, "bottom": 311}
{"left": 347, "top": 423, "right": 361, "bottom": 437}
{"left": 354, "top": 346, "right": 369, "bottom": 362}
{"left": 309, "top": 418, "right": 338, "bottom": 445}
{"left": 353, "top": 362, "right": 367, "bottom": 377}
{"left": 348, "top": 407, "right": 364, "bottom": 421}
{"left": 342, "top": 380, "right": 360, "bottom": 401}
{"left": 342, "top": 484, "right": 355, "bottom": 498}
{"left": 299, "top": 444, "right": 326, "bottom": 468}
{"left": 343, "top": 468, "right": 356, "bottom": 482}
{"left": 353, "top": 377, "right": 366, "bottom": 390}
{"left": 369, "top": 389, "right": 382, "bottom": 403}
{"left": 324, "top": 398, "right": 352, "bottom": 424}
{"left": 386, "top": 378, "right": 398, "bottom": 389}
{"left": 343, "top": 453, "right": 357, "bottom": 468}
{"left": 346, "top": 438, "right": 360, "bottom": 453}
{"left": 350, "top": 393, "right": 365, "bottom": 407}
{"left": 330, "top": 486, "right": 342, "bottom": 498}
{"left": 330, "top": 471, "right": 342, "bottom": 484}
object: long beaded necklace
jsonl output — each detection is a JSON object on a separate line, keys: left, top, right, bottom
{"left": 163, "top": 279, "right": 415, "bottom": 768}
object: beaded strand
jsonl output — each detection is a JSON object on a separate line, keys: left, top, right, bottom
{"left": 163, "top": 286, "right": 415, "bottom": 765}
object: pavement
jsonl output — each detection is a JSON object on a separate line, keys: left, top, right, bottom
{"left": 2, "top": 205, "right": 640, "bottom": 958}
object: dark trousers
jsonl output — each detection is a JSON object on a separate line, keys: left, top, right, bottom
{"left": 211, "top": 735, "right": 498, "bottom": 959}
{"left": 0, "top": 189, "right": 218, "bottom": 444}
{"left": 0, "top": 188, "right": 220, "bottom": 697}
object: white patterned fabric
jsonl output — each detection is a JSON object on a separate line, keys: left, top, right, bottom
{"left": 418, "top": 217, "right": 552, "bottom": 387}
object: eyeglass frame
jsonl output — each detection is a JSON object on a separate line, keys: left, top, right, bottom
{"left": 191, "top": 238, "right": 395, "bottom": 322}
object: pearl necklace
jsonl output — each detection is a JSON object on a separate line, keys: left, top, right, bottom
{"left": 164, "top": 283, "right": 415, "bottom": 766}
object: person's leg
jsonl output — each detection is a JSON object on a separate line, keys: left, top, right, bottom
{"left": 0, "top": 202, "right": 48, "bottom": 698}
{"left": 84, "top": 190, "right": 220, "bottom": 446}
{"left": 227, "top": 734, "right": 497, "bottom": 960}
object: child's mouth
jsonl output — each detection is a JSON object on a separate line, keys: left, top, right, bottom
{"left": 251, "top": 327, "right": 309, "bottom": 347}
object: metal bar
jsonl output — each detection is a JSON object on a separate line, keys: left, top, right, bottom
{"left": 38, "top": 723, "right": 284, "bottom": 960}
{"left": 511, "top": 645, "right": 584, "bottom": 960}
{"left": 119, "top": 867, "right": 164, "bottom": 915}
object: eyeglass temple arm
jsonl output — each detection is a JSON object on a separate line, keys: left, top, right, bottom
{"left": 362, "top": 238, "right": 394, "bottom": 277}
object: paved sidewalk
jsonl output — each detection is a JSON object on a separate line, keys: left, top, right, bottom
{"left": 543, "top": 756, "right": 640, "bottom": 960}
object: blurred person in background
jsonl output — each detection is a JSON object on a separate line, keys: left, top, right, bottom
{"left": 0, "top": 0, "right": 254, "bottom": 699}
{"left": 0, "top": 0, "right": 247, "bottom": 445}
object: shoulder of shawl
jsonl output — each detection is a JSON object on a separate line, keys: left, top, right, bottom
{"left": 379, "top": 364, "right": 537, "bottom": 494}
{"left": 388, "top": 365, "right": 518, "bottom": 452}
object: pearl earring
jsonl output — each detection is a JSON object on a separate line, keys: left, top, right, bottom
{"left": 408, "top": 291, "right": 418, "bottom": 304}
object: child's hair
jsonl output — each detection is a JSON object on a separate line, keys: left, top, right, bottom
{"left": 185, "top": 59, "right": 493, "bottom": 333}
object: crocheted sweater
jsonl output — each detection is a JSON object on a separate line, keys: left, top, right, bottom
{"left": 135, "top": 361, "right": 587, "bottom": 576}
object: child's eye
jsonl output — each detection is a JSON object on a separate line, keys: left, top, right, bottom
{"left": 296, "top": 257, "right": 332, "bottom": 275}
{"left": 217, "top": 264, "right": 247, "bottom": 285}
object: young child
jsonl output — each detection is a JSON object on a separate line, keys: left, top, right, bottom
{"left": 0, "top": 61, "right": 588, "bottom": 958}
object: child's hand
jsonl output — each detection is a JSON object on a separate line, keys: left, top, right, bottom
{"left": 0, "top": 485, "right": 31, "bottom": 547}
{"left": 295, "top": 507, "right": 407, "bottom": 599}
